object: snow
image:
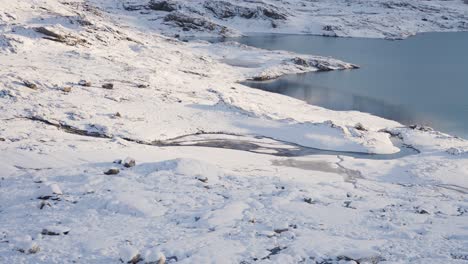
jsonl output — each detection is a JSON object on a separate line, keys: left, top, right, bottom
{"left": 0, "top": 0, "right": 467, "bottom": 263}
{"left": 98, "top": 0, "right": 468, "bottom": 39}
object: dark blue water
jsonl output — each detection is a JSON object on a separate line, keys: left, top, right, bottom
{"left": 236, "top": 32, "right": 468, "bottom": 138}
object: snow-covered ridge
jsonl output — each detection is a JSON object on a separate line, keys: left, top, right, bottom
{"left": 112, "top": 0, "right": 468, "bottom": 39}
{"left": 1, "top": 0, "right": 467, "bottom": 263}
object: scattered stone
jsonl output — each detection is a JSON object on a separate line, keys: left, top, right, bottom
{"left": 23, "top": 80, "right": 37, "bottom": 90}
{"left": 102, "top": 83, "right": 114, "bottom": 89}
{"left": 137, "top": 84, "right": 148, "bottom": 88}
{"left": 145, "top": 250, "right": 166, "bottom": 264}
{"left": 14, "top": 236, "right": 39, "bottom": 254}
{"left": 49, "top": 183, "right": 63, "bottom": 195}
{"left": 409, "top": 124, "right": 433, "bottom": 132}
{"left": 0, "top": 137, "right": 5, "bottom": 142}
{"left": 0, "top": 89, "right": 14, "bottom": 98}
{"left": 197, "top": 176, "right": 208, "bottom": 183}
{"left": 123, "top": 157, "right": 136, "bottom": 168}
{"left": 303, "top": 197, "right": 315, "bottom": 204}
{"left": 37, "top": 183, "right": 63, "bottom": 200}
{"left": 104, "top": 168, "right": 120, "bottom": 175}
{"left": 354, "top": 123, "right": 368, "bottom": 131}
{"left": 41, "top": 226, "right": 70, "bottom": 236}
{"left": 39, "top": 201, "right": 51, "bottom": 210}
{"left": 273, "top": 228, "right": 289, "bottom": 234}
{"left": 62, "top": 86, "right": 72, "bottom": 92}
{"left": 113, "top": 159, "right": 123, "bottom": 164}
{"left": 416, "top": 209, "right": 430, "bottom": 215}
{"left": 119, "top": 246, "right": 142, "bottom": 264}
{"left": 78, "top": 80, "right": 92, "bottom": 87}
{"left": 115, "top": 112, "right": 122, "bottom": 118}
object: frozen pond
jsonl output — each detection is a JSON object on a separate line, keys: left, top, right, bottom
{"left": 237, "top": 32, "right": 468, "bottom": 138}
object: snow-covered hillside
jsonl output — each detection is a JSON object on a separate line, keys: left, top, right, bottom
{"left": 0, "top": 0, "right": 467, "bottom": 263}
{"left": 107, "top": 0, "right": 468, "bottom": 39}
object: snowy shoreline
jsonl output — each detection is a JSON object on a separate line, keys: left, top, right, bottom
{"left": 1, "top": 1, "right": 468, "bottom": 263}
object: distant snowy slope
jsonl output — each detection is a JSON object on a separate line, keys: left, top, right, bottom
{"left": 98, "top": 0, "right": 468, "bottom": 38}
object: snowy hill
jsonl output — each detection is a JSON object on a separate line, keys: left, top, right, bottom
{"left": 110, "top": 0, "right": 468, "bottom": 38}
{"left": 0, "top": 0, "right": 467, "bottom": 263}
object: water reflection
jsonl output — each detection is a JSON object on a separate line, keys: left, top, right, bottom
{"left": 244, "top": 72, "right": 416, "bottom": 124}
{"left": 235, "top": 32, "right": 468, "bottom": 138}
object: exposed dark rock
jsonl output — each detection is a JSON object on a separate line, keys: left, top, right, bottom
{"left": 127, "top": 254, "right": 143, "bottom": 264}
{"left": 291, "top": 57, "right": 309, "bottom": 66}
{"left": 39, "top": 201, "right": 51, "bottom": 210}
{"left": 104, "top": 168, "right": 120, "bottom": 175}
{"left": 34, "top": 27, "right": 65, "bottom": 41}
{"left": 203, "top": 1, "right": 287, "bottom": 20}
{"left": 78, "top": 80, "right": 92, "bottom": 87}
{"left": 354, "top": 123, "right": 368, "bottom": 131}
{"left": 197, "top": 176, "right": 208, "bottom": 183}
{"left": 164, "top": 12, "right": 229, "bottom": 34}
{"left": 23, "top": 80, "right": 38, "bottom": 90}
{"left": 102, "top": 83, "right": 114, "bottom": 89}
{"left": 41, "top": 228, "right": 69, "bottom": 236}
{"left": 273, "top": 228, "right": 289, "bottom": 234}
{"left": 303, "top": 197, "right": 315, "bottom": 204}
{"left": 409, "top": 124, "right": 434, "bottom": 132}
{"left": 123, "top": 157, "right": 136, "bottom": 168}
{"left": 148, "top": 0, "right": 178, "bottom": 12}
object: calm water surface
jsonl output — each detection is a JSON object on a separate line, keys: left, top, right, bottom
{"left": 235, "top": 32, "right": 468, "bottom": 138}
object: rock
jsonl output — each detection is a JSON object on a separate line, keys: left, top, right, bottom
{"left": 14, "top": 236, "right": 40, "bottom": 254}
{"left": 148, "top": 0, "right": 178, "bottom": 12}
{"left": 273, "top": 228, "right": 289, "bottom": 234}
{"left": 62, "top": 86, "right": 72, "bottom": 92}
{"left": 203, "top": 1, "right": 287, "bottom": 20}
{"left": 144, "top": 250, "right": 166, "bottom": 264}
{"left": 354, "top": 123, "right": 368, "bottom": 131}
{"left": 41, "top": 226, "right": 70, "bottom": 236}
{"left": 78, "top": 80, "right": 91, "bottom": 87}
{"left": 291, "top": 57, "right": 309, "bottom": 67}
{"left": 164, "top": 12, "right": 230, "bottom": 34}
{"left": 119, "top": 246, "right": 141, "bottom": 264}
{"left": 137, "top": 84, "right": 148, "bottom": 88}
{"left": 115, "top": 112, "right": 122, "bottom": 118}
{"left": 0, "top": 89, "right": 14, "bottom": 98}
{"left": 123, "top": 157, "right": 136, "bottom": 168}
{"left": 23, "top": 80, "right": 37, "bottom": 90}
{"left": 37, "top": 183, "right": 63, "bottom": 200}
{"left": 39, "top": 201, "right": 51, "bottom": 210}
{"left": 416, "top": 209, "right": 430, "bottom": 214}
{"left": 409, "top": 124, "right": 433, "bottom": 132}
{"left": 0, "top": 137, "right": 5, "bottom": 141}
{"left": 303, "top": 197, "right": 315, "bottom": 204}
{"left": 197, "top": 176, "right": 208, "bottom": 183}
{"left": 34, "top": 27, "right": 65, "bottom": 41}
{"left": 49, "top": 183, "right": 63, "bottom": 195}
{"left": 102, "top": 83, "right": 114, "bottom": 89}
{"left": 446, "top": 147, "right": 467, "bottom": 156}
{"left": 104, "top": 168, "right": 120, "bottom": 175}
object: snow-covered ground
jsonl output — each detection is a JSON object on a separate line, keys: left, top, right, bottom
{"left": 103, "top": 0, "right": 468, "bottom": 39}
{"left": 1, "top": 0, "right": 467, "bottom": 263}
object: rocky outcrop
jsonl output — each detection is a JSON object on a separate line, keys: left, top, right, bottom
{"left": 163, "top": 12, "right": 230, "bottom": 34}
{"left": 203, "top": 1, "right": 287, "bottom": 20}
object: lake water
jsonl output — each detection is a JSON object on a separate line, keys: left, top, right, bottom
{"left": 235, "top": 32, "right": 468, "bottom": 138}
